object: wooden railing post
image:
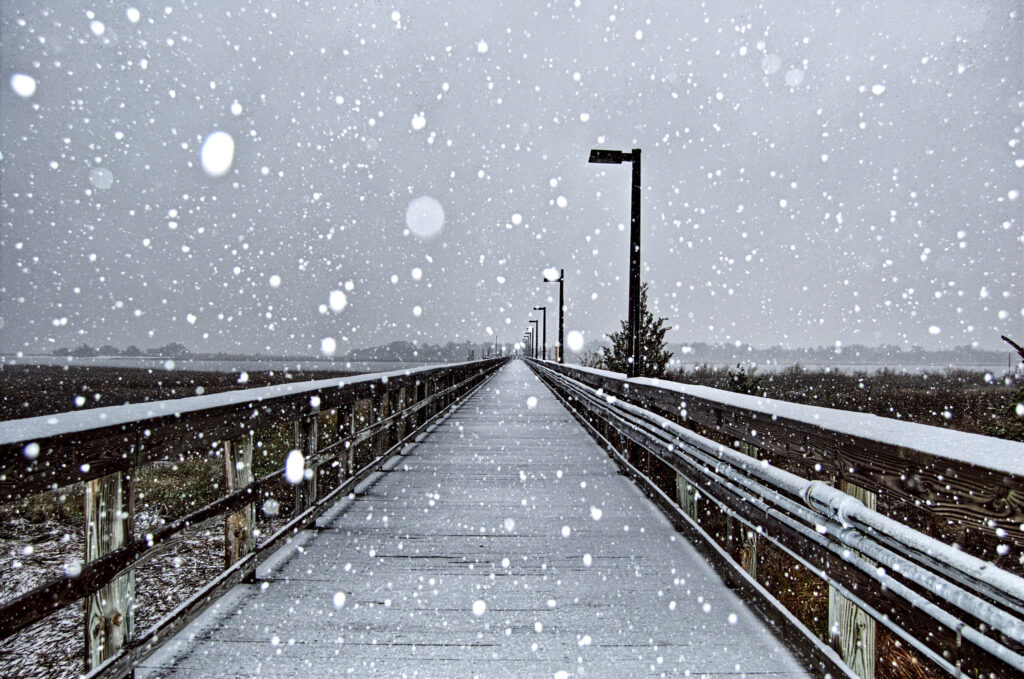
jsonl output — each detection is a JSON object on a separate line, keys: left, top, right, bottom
{"left": 84, "top": 469, "right": 134, "bottom": 670}
{"left": 371, "top": 392, "right": 383, "bottom": 455}
{"left": 396, "top": 387, "right": 408, "bottom": 443}
{"left": 675, "top": 474, "right": 699, "bottom": 521}
{"left": 828, "top": 480, "right": 877, "bottom": 679}
{"left": 381, "top": 391, "right": 393, "bottom": 450}
{"left": 335, "top": 405, "right": 352, "bottom": 482}
{"left": 224, "top": 433, "right": 255, "bottom": 566}
{"left": 736, "top": 442, "right": 759, "bottom": 578}
{"left": 293, "top": 414, "right": 318, "bottom": 515}
{"left": 426, "top": 380, "right": 435, "bottom": 419}
{"left": 354, "top": 398, "right": 370, "bottom": 469}
{"left": 414, "top": 381, "right": 425, "bottom": 427}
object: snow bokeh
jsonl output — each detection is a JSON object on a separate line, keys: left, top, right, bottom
{"left": 0, "top": 1, "right": 1019, "bottom": 356}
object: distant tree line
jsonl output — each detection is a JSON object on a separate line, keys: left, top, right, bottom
{"left": 345, "top": 340, "right": 513, "bottom": 362}
{"left": 53, "top": 343, "right": 190, "bottom": 358}
{"left": 50, "top": 340, "right": 513, "bottom": 362}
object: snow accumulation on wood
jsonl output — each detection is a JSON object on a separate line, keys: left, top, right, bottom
{"left": 543, "top": 361, "right": 1023, "bottom": 477}
{"left": 0, "top": 361, "right": 472, "bottom": 446}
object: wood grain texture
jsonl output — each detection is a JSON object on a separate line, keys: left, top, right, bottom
{"left": 828, "top": 481, "right": 877, "bottom": 679}
{"left": 84, "top": 470, "right": 134, "bottom": 670}
{"left": 223, "top": 433, "right": 255, "bottom": 567}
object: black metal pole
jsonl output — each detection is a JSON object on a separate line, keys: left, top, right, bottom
{"left": 542, "top": 308, "right": 546, "bottom": 361}
{"left": 529, "top": 320, "right": 539, "bottom": 359}
{"left": 544, "top": 270, "right": 565, "bottom": 363}
{"left": 558, "top": 269, "right": 564, "bottom": 363}
{"left": 628, "top": 148, "right": 641, "bottom": 378}
{"left": 533, "top": 306, "right": 547, "bottom": 361}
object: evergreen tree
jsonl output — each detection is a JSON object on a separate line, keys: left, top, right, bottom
{"left": 600, "top": 283, "right": 673, "bottom": 377}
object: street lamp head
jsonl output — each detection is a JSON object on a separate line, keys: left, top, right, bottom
{"left": 542, "top": 267, "right": 561, "bottom": 282}
{"left": 589, "top": 148, "right": 629, "bottom": 164}
{"left": 533, "top": 306, "right": 545, "bottom": 311}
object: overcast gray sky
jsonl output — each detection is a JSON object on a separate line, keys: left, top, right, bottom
{"left": 2, "top": 0, "right": 1021, "bottom": 356}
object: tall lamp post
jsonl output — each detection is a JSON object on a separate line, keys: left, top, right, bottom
{"left": 543, "top": 268, "right": 564, "bottom": 363}
{"left": 529, "top": 320, "right": 539, "bottom": 359}
{"left": 532, "top": 306, "right": 547, "bottom": 361}
{"left": 589, "top": 147, "right": 642, "bottom": 378}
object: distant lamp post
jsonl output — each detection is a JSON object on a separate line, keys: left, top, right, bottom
{"left": 543, "top": 268, "right": 565, "bottom": 363}
{"left": 532, "top": 306, "right": 547, "bottom": 361}
{"left": 529, "top": 319, "right": 539, "bottom": 359}
{"left": 589, "top": 147, "right": 642, "bottom": 378}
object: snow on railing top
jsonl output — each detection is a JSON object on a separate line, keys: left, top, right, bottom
{"left": 537, "top": 360, "right": 1023, "bottom": 477}
{"left": 0, "top": 359, "right": 495, "bottom": 446}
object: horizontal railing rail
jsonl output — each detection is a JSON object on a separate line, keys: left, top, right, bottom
{"left": 530, "top": 360, "right": 1024, "bottom": 556}
{"left": 0, "top": 359, "right": 499, "bottom": 500}
{"left": 0, "top": 357, "right": 507, "bottom": 677}
{"left": 527, "top": 358, "right": 1024, "bottom": 679}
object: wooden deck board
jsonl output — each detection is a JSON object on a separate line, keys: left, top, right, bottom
{"left": 138, "top": 361, "right": 811, "bottom": 678}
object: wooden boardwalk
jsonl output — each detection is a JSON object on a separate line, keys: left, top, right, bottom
{"left": 140, "top": 361, "right": 810, "bottom": 678}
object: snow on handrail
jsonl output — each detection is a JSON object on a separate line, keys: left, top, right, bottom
{"left": 530, "top": 359, "right": 1024, "bottom": 676}
{"left": 0, "top": 358, "right": 499, "bottom": 446}
{"left": 536, "top": 359, "right": 1023, "bottom": 477}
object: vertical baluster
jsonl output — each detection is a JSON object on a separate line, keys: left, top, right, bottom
{"left": 335, "top": 404, "right": 352, "bottom": 483}
{"left": 84, "top": 469, "right": 134, "bottom": 670}
{"left": 303, "top": 414, "right": 318, "bottom": 507}
{"left": 828, "top": 480, "right": 877, "bottom": 679}
{"left": 675, "top": 474, "right": 699, "bottom": 522}
{"left": 374, "top": 392, "right": 386, "bottom": 455}
{"left": 736, "top": 442, "right": 759, "bottom": 578}
{"left": 293, "top": 414, "right": 318, "bottom": 515}
{"left": 224, "top": 433, "right": 255, "bottom": 566}
{"left": 395, "top": 387, "right": 407, "bottom": 443}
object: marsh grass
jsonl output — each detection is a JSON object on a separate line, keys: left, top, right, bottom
{"left": 665, "top": 364, "right": 1022, "bottom": 440}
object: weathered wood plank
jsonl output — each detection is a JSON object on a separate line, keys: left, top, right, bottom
{"left": 828, "top": 481, "right": 876, "bottom": 679}
{"left": 293, "top": 414, "right": 318, "bottom": 515}
{"left": 84, "top": 470, "right": 134, "bottom": 670}
{"left": 223, "top": 433, "right": 255, "bottom": 567}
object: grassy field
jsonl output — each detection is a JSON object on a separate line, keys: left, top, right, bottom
{"left": 664, "top": 363, "right": 1023, "bottom": 441}
{"left": 0, "top": 364, "right": 356, "bottom": 421}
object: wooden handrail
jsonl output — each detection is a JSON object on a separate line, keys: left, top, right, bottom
{"left": 528, "top": 359, "right": 1024, "bottom": 678}
{"left": 0, "top": 359, "right": 504, "bottom": 500}
{"left": 532, "top": 360, "right": 1024, "bottom": 555}
{"left": 0, "top": 357, "right": 507, "bottom": 674}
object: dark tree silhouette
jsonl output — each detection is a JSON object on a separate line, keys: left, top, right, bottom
{"left": 601, "top": 282, "right": 673, "bottom": 378}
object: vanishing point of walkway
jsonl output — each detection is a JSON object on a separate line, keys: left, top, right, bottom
{"left": 140, "top": 361, "right": 809, "bottom": 678}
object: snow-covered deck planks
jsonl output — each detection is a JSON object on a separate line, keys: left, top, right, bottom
{"left": 138, "top": 361, "right": 810, "bottom": 678}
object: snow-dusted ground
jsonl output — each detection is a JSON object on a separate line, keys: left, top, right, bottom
{"left": 138, "top": 361, "right": 811, "bottom": 678}
{"left": 0, "top": 514, "right": 293, "bottom": 679}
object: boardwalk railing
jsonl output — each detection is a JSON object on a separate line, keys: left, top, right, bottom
{"left": 0, "top": 357, "right": 506, "bottom": 678}
{"left": 528, "top": 359, "right": 1024, "bottom": 679}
